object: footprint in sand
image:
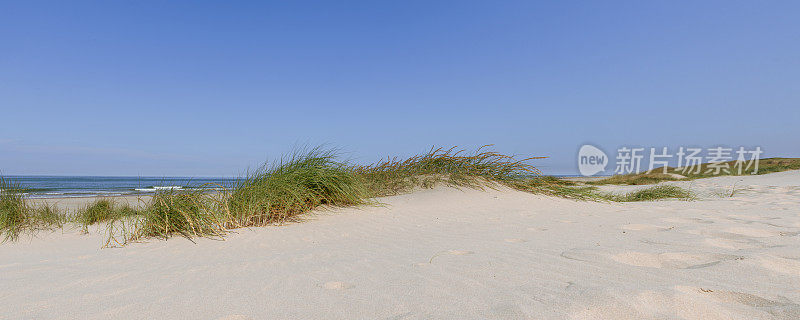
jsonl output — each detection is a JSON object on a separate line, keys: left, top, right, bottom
{"left": 420, "top": 250, "right": 475, "bottom": 265}
{"left": 756, "top": 255, "right": 800, "bottom": 276}
{"left": 560, "top": 248, "right": 605, "bottom": 262}
{"left": 661, "top": 217, "right": 714, "bottom": 225}
{"left": 701, "top": 228, "right": 783, "bottom": 244}
{"left": 448, "top": 250, "right": 474, "bottom": 255}
{"left": 611, "top": 251, "right": 733, "bottom": 269}
{"left": 676, "top": 286, "right": 800, "bottom": 313}
{"left": 322, "top": 281, "right": 353, "bottom": 290}
{"left": 216, "top": 315, "right": 253, "bottom": 320}
{"left": 704, "top": 237, "right": 765, "bottom": 250}
{"left": 725, "top": 227, "right": 783, "bottom": 238}
{"left": 562, "top": 248, "right": 738, "bottom": 270}
{"left": 621, "top": 224, "right": 672, "bottom": 232}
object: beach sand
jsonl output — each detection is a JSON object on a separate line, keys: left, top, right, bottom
{"left": 2, "top": 171, "right": 799, "bottom": 319}
{"left": 29, "top": 195, "right": 152, "bottom": 212}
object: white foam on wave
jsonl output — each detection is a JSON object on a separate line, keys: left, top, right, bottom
{"left": 134, "top": 186, "right": 184, "bottom": 192}
{"left": 27, "top": 193, "right": 125, "bottom": 199}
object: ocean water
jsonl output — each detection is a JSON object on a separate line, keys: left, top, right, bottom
{"left": 1, "top": 176, "right": 239, "bottom": 199}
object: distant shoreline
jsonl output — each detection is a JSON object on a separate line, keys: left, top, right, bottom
{"left": 2, "top": 176, "right": 236, "bottom": 199}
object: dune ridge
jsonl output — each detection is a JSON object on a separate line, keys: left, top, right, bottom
{"left": 1, "top": 171, "right": 799, "bottom": 319}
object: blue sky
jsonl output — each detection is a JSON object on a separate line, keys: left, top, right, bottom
{"left": 2, "top": 1, "right": 798, "bottom": 176}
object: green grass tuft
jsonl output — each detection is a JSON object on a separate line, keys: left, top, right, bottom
{"left": 129, "top": 189, "right": 225, "bottom": 240}
{"left": 587, "top": 172, "right": 685, "bottom": 185}
{"left": 511, "top": 175, "right": 602, "bottom": 200}
{"left": 605, "top": 185, "right": 694, "bottom": 202}
{"left": 75, "top": 198, "right": 142, "bottom": 227}
{"left": 1, "top": 177, "right": 65, "bottom": 241}
{"left": 227, "top": 148, "right": 369, "bottom": 227}
{"left": 356, "top": 146, "right": 544, "bottom": 196}
{"left": 0, "top": 177, "right": 28, "bottom": 241}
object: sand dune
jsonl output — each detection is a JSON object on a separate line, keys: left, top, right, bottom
{"left": 2, "top": 171, "right": 799, "bottom": 319}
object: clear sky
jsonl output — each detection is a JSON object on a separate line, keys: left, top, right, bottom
{"left": 2, "top": 1, "right": 798, "bottom": 176}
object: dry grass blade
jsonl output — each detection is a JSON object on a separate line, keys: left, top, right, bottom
{"left": 1, "top": 177, "right": 66, "bottom": 241}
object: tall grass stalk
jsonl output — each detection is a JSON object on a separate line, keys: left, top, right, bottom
{"left": 1, "top": 177, "right": 65, "bottom": 241}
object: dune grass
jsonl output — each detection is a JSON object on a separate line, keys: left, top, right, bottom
{"left": 512, "top": 176, "right": 694, "bottom": 202}
{"left": 2, "top": 146, "right": 704, "bottom": 245}
{"left": 586, "top": 172, "right": 685, "bottom": 186}
{"left": 130, "top": 189, "right": 225, "bottom": 240}
{"left": 589, "top": 158, "right": 800, "bottom": 185}
{"left": 75, "top": 198, "right": 142, "bottom": 227}
{"left": 356, "top": 146, "right": 545, "bottom": 196}
{"left": 0, "top": 178, "right": 27, "bottom": 241}
{"left": 604, "top": 185, "right": 694, "bottom": 202}
{"left": 102, "top": 146, "right": 548, "bottom": 245}
{"left": 226, "top": 148, "right": 369, "bottom": 227}
{"left": 511, "top": 175, "right": 602, "bottom": 200}
{"left": 0, "top": 177, "right": 65, "bottom": 241}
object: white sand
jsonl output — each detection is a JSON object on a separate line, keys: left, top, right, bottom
{"left": 2, "top": 171, "right": 799, "bottom": 319}
{"left": 29, "top": 195, "right": 151, "bottom": 212}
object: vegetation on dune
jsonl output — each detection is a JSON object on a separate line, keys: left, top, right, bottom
{"left": 604, "top": 185, "right": 694, "bottom": 202}
{"left": 75, "top": 198, "right": 141, "bottom": 227}
{"left": 356, "top": 146, "right": 545, "bottom": 196}
{"left": 0, "top": 177, "right": 65, "bottom": 241}
{"left": 130, "top": 189, "right": 225, "bottom": 240}
{"left": 109, "top": 146, "right": 544, "bottom": 244}
{"left": 589, "top": 158, "right": 800, "bottom": 185}
{"left": 586, "top": 172, "right": 685, "bottom": 186}
{"left": 511, "top": 175, "right": 602, "bottom": 200}
{"left": 512, "top": 176, "right": 694, "bottom": 202}
{"left": 0, "top": 178, "right": 26, "bottom": 241}
{"left": 8, "top": 146, "right": 791, "bottom": 245}
{"left": 227, "top": 148, "right": 369, "bottom": 228}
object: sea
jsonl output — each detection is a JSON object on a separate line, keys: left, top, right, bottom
{"left": 2, "top": 174, "right": 586, "bottom": 199}
{"left": 1, "top": 176, "right": 239, "bottom": 199}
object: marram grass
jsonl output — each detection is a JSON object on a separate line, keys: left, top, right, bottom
{"left": 356, "top": 146, "right": 545, "bottom": 196}
{"left": 0, "top": 177, "right": 65, "bottom": 241}
{"left": 226, "top": 148, "right": 369, "bottom": 227}
{"left": 603, "top": 185, "right": 695, "bottom": 202}
{"left": 75, "top": 198, "right": 142, "bottom": 229}
{"left": 106, "top": 146, "right": 547, "bottom": 245}
{"left": 1, "top": 146, "right": 713, "bottom": 245}
{"left": 131, "top": 189, "right": 226, "bottom": 240}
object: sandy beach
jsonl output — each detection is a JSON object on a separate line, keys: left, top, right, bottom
{"left": 28, "top": 195, "right": 152, "bottom": 213}
{"left": 2, "top": 171, "right": 799, "bottom": 319}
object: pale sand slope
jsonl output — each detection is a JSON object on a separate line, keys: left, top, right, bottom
{"left": 2, "top": 172, "right": 799, "bottom": 319}
{"left": 30, "top": 195, "right": 151, "bottom": 212}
